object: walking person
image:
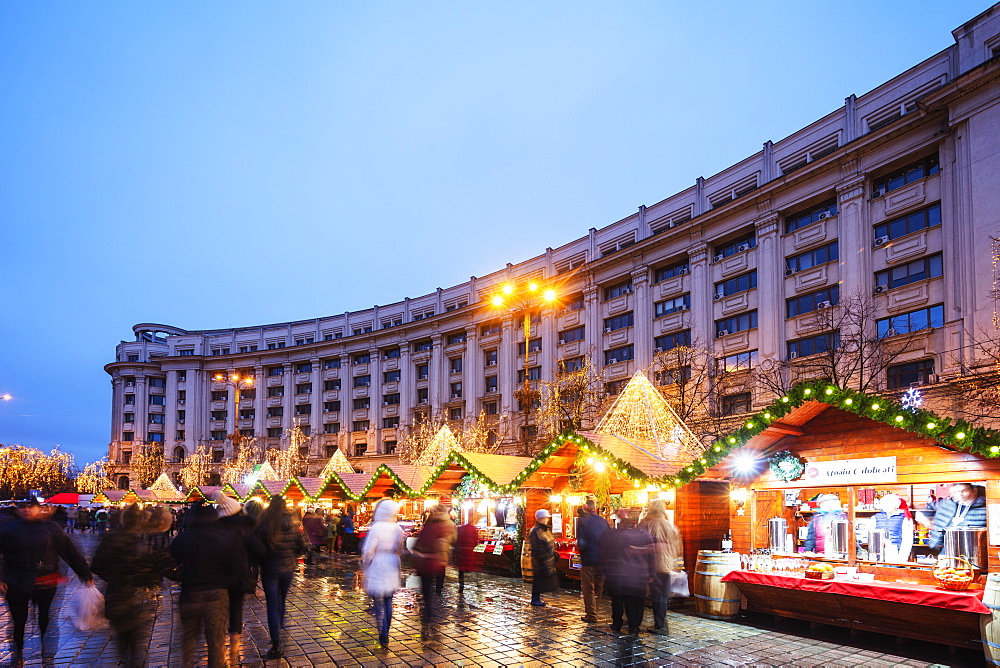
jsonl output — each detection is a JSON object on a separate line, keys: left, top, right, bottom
{"left": 92, "top": 503, "right": 176, "bottom": 667}
{"left": 95, "top": 506, "right": 109, "bottom": 533}
{"left": 170, "top": 502, "right": 239, "bottom": 668}
{"left": 326, "top": 512, "right": 340, "bottom": 554}
{"left": 254, "top": 495, "right": 305, "bottom": 660}
{"left": 361, "top": 499, "right": 406, "bottom": 647}
{"left": 341, "top": 507, "right": 357, "bottom": 554}
{"left": 638, "top": 499, "right": 682, "bottom": 635}
{"left": 529, "top": 508, "right": 559, "bottom": 607}
{"left": 0, "top": 499, "right": 95, "bottom": 664}
{"left": 577, "top": 499, "right": 609, "bottom": 623}
{"left": 214, "top": 492, "right": 265, "bottom": 666}
{"left": 66, "top": 505, "right": 78, "bottom": 533}
{"left": 302, "top": 509, "right": 325, "bottom": 565}
{"left": 76, "top": 506, "right": 89, "bottom": 533}
{"left": 410, "top": 504, "right": 456, "bottom": 621}
{"left": 600, "top": 510, "right": 655, "bottom": 636}
{"left": 455, "top": 513, "right": 482, "bottom": 591}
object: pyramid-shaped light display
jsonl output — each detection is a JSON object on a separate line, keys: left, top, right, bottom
{"left": 319, "top": 447, "right": 355, "bottom": 478}
{"left": 252, "top": 461, "right": 280, "bottom": 481}
{"left": 149, "top": 472, "right": 180, "bottom": 495}
{"left": 594, "top": 371, "right": 706, "bottom": 464}
{"left": 415, "top": 425, "right": 462, "bottom": 467}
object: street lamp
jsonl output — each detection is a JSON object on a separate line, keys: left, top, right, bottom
{"left": 490, "top": 281, "right": 558, "bottom": 455}
{"left": 213, "top": 372, "right": 254, "bottom": 453}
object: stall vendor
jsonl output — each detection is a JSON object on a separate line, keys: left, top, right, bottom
{"left": 803, "top": 494, "right": 847, "bottom": 554}
{"left": 928, "top": 483, "right": 987, "bottom": 552}
{"left": 867, "top": 493, "right": 914, "bottom": 563}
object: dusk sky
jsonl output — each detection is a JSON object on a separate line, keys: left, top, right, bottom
{"left": 1, "top": 2, "right": 989, "bottom": 466}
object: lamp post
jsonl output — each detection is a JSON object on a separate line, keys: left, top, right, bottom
{"left": 490, "top": 282, "right": 557, "bottom": 456}
{"left": 213, "top": 372, "right": 254, "bottom": 456}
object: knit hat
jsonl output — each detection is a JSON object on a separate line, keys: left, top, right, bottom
{"left": 535, "top": 508, "right": 551, "bottom": 521}
{"left": 214, "top": 491, "right": 242, "bottom": 518}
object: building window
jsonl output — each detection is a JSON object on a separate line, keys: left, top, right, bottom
{"left": 354, "top": 442, "right": 367, "bottom": 456}
{"left": 413, "top": 339, "right": 432, "bottom": 353}
{"left": 352, "top": 352, "right": 371, "bottom": 365}
{"left": 212, "top": 348, "right": 232, "bottom": 356}
{"left": 123, "top": 413, "right": 134, "bottom": 423}
{"left": 296, "top": 383, "right": 312, "bottom": 394}
{"left": 450, "top": 382, "right": 464, "bottom": 399}
{"left": 384, "top": 440, "right": 397, "bottom": 454}
{"left": 517, "top": 338, "right": 542, "bottom": 355}
{"left": 121, "top": 434, "right": 134, "bottom": 445}
{"left": 559, "top": 326, "right": 585, "bottom": 344}
{"left": 446, "top": 331, "right": 467, "bottom": 345}
{"left": 299, "top": 425, "right": 311, "bottom": 436}
{"left": 177, "top": 410, "right": 186, "bottom": 422}
{"left": 127, "top": 355, "right": 139, "bottom": 362}
{"left": 874, "top": 203, "right": 941, "bottom": 243}
{"left": 604, "top": 345, "right": 634, "bottom": 365}
{"left": 324, "top": 379, "right": 341, "bottom": 391}
{"left": 210, "top": 410, "right": 227, "bottom": 421}
{"left": 654, "top": 295, "right": 690, "bottom": 318}
{"left": 384, "top": 370, "right": 401, "bottom": 383}
{"left": 559, "top": 356, "right": 584, "bottom": 373}
{"left": 352, "top": 420, "right": 369, "bottom": 432}
{"left": 148, "top": 433, "right": 164, "bottom": 443}
{"left": 875, "top": 253, "right": 943, "bottom": 291}
{"left": 177, "top": 390, "right": 186, "bottom": 402}
{"left": 382, "top": 393, "right": 400, "bottom": 405}
{"left": 267, "top": 407, "right": 283, "bottom": 418}
{"left": 323, "top": 423, "right": 340, "bottom": 434}
{"left": 211, "top": 391, "right": 228, "bottom": 401}
{"left": 603, "top": 278, "right": 633, "bottom": 301}
{"left": 353, "top": 397, "right": 370, "bottom": 410}
{"left": 484, "top": 375, "right": 498, "bottom": 393}
{"left": 239, "top": 428, "right": 254, "bottom": 438}
{"left": 484, "top": 349, "right": 498, "bottom": 367}
{"left": 238, "top": 345, "right": 258, "bottom": 353}
{"left": 877, "top": 304, "right": 945, "bottom": 338}
{"left": 786, "top": 286, "right": 840, "bottom": 318}
{"left": 787, "top": 241, "right": 839, "bottom": 274}
{"left": 788, "top": 331, "right": 840, "bottom": 359}
{"left": 887, "top": 358, "right": 936, "bottom": 389}
{"left": 655, "top": 366, "right": 691, "bottom": 385}
{"left": 267, "top": 428, "right": 282, "bottom": 438}
{"left": 417, "top": 388, "right": 429, "bottom": 404}
{"left": 604, "top": 312, "right": 634, "bottom": 333}
{"left": 715, "top": 271, "right": 757, "bottom": 298}
{"left": 324, "top": 401, "right": 341, "bottom": 412}
{"left": 323, "top": 358, "right": 341, "bottom": 369}
{"left": 352, "top": 325, "right": 373, "bottom": 336}
{"left": 266, "top": 341, "right": 286, "bottom": 350}
{"left": 239, "top": 409, "right": 254, "bottom": 420}
{"left": 561, "top": 292, "right": 585, "bottom": 313}
{"left": 124, "top": 394, "right": 135, "bottom": 405}
{"left": 149, "top": 395, "right": 165, "bottom": 405}
{"left": 516, "top": 367, "right": 541, "bottom": 383}
{"left": 211, "top": 448, "right": 224, "bottom": 463}
{"left": 716, "top": 350, "right": 758, "bottom": 374}
{"left": 383, "top": 417, "right": 400, "bottom": 429}
{"left": 149, "top": 377, "right": 166, "bottom": 388}
{"left": 872, "top": 154, "right": 939, "bottom": 198}
{"left": 241, "top": 388, "right": 256, "bottom": 400}
{"left": 353, "top": 375, "right": 371, "bottom": 387}
{"left": 148, "top": 413, "right": 165, "bottom": 424}
{"left": 484, "top": 401, "right": 498, "bottom": 415}
{"left": 784, "top": 199, "right": 838, "bottom": 234}
{"left": 267, "top": 366, "right": 284, "bottom": 377}
{"left": 605, "top": 379, "right": 627, "bottom": 396}
{"left": 713, "top": 232, "right": 756, "bottom": 260}
{"left": 179, "top": 349, "right": 195, "bottom": 356}
{"left": 295, "top": 404, "right": 312, "bottom": 416}
{"left": 449, "top": 407, "right": 464, "bottom": 421}
{"left": 416, "top": 364, "right": 429, "bottom": 380}
{"left": 480, "top": 321, "right": 501, "bottom": 337}
{"left": 267, "top": 386, "right": 284, "bottom": 398}
{"left": 382, "top": 317, "right": 403, "bottom": 329}
{"left": 295, "top": 362, "right": 312, "bottom": 374}
{"left": 210, "top": 431, "right": 227, "bottom": 441}
{"left": 449, "top": 357, "right": 463, "bottom": 374}
{"left": 721, "top": 393, "right": 752, "bottom": 415}
{"left": 177, "top": 371, "right": 187, "bottom": 382}
{"left": 294, "top": 337, "right": 314, "bottom": 346}
{"left": 653, "top": 260, "right": 690, "bottom": 283}
{"left": 715, "top": 311, "right": 758, "bottom": 337}
{"left": 382, "top": 347, "right": 400, "bottom": 359}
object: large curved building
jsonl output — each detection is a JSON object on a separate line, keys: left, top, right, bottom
{"left": 107, "top": 5, "right": 1000, "bottom": 489}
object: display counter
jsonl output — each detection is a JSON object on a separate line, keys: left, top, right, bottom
{"left": 722, "top": 570, "right": 988, "bottom": 649}
{"left": 555, "top": 548, "right": 582, "bottom": 581}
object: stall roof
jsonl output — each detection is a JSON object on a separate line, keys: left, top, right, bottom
{"left": 450, "top": 452, "right": 535, "bottom": 487}
{"left": 221, "top": 483, "right": 250, "bottom": 501}
{"left": 94, "top": 490, "right": 127, "bottom": 505}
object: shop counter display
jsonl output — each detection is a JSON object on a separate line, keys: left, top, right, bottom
{"left": 555, "top": 548, "right": 582, "bottom": 581}
{"left": 721, "top": 570, "right": 988, "bottom": 649}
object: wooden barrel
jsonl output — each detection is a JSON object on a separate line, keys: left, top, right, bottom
{"left": 693, "top": 550, "right": 742, "bottom": 620}
{"left": 982, "top": 573, "right": 1000, "bottom": 665}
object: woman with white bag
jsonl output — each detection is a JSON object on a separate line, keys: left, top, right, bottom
{"left": 638, "top": 499, "right": 683, "bottom": 636}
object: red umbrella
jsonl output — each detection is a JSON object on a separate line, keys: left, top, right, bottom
{"left": 46, "top": 492, "right": 80, "bottom": 505}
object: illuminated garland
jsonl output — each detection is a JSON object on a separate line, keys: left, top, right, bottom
{"left": 768, "top": 450, "right": 805, "bottom": 482}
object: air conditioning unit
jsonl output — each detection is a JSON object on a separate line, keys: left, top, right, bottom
{"left": 737, "top": 243, "right": 750, "bottom": 253}
{"left": 817, "top": 300, "right": 832, "bottom": 309}
{"left": 677, "top": 305, "right": 689, "bottom": 311}
{"left": 451, "top": 394, "right": 461, "bottom": 400}
{"left": 874, "top": 235, "right": 890, "bottom": 247}
{"left": 486, "top": 361, "right": 496, "bottom": 367}
{"left": 558, "top": 339, "right": 566, "bottom": 345}
{"left": 125, "top": 383, "right": 134, "bottom": 387}
{"left": 604, "top": 327, "right": 612, "bottom": 333}
{"left": 717, "top": 330, "right": 729, "bottom": 338}
{"left": 785, "top": 268, "right": 796, "bottom": 277}
{"left": 886, "top": 328, "right": 898, "bottom": 337}
{"left": 621, "top": 287, "right": 632, "bottom": 294}
{"left": 382, "top": 401, "right": 389, "bottom": 406}
{"left": 789, "top": 351, "right": 799, "bottom": 359}
{"left": 873, "top": 284, "right": 886, "bottom": 295}
{"left": 178, "top": 400, "right": 185, "bottom": 405}
{"left": 926, "top": 374, "right": 939, "bottom": 384}
{"left": 873, "top": 186, "right": 886, "bottom": 198}
{"left": 817, "top": 211, "right": 830, "bottom": 220}
{"left": 419, "top": 399, "right": 428, "bottom": 404}
{"left": 677, "top": 267, "right": 689, "bottom": 275}
{"left": 713, "top": 254, "right": 724, "bottom": 263}
{"left": 653, "top": 347, "right": 663, "bottom": 353}
{"left": 178, "top": 419, "right": 185, "bottom": 424}
{"left": 666, "top": 221, "right": 676, "bottom": 229}
{"left": 608, "top": 358, "right": 618, "bottom": 364}
{"left": 714, "top": 293, "right": 724, "bottom": 301}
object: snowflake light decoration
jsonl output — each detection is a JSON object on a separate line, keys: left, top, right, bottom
{"left": 901, "top": 387, "right": 923, "bottom": 412}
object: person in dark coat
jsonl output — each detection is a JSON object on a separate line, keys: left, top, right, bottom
{"left": 301, "top": 509, "right": 326, "bottom": 565}
{"left": 171, "top": 502, "right": 239, "bottom": 668}
{"left": 599, "top": 509, "right": 655, "bottom": 635}
{"left": 928, "top": 483, "right": 988, "bottom": 551}
{"left": 529, "top": 508, "right": 558, "bottom": 607}
{"left": 0, "top": 500, "right": 94, "bottom": 662}
{"left": 341, "top": 508, "right": 358, "bottom": 554}
{"left": 455, "top": 513, "right": 482, "bottom": 590}
{"left": 411, "top": 505, "right": 457, "bottom": 621}
{"left": 214, "top": 492, "right": 266, "bottom": 666}
{"left": 92, "top": 503, "right": 176, "bottom": 667}
{"left": 255, "top": 495, "right": 305, "bottom": 660}
{"left": 577, "top": 498, "right": 609, "bottom": 623}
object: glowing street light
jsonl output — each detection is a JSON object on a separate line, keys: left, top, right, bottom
{"left": 213, "top": 372, "right": 254, "bottom": 449}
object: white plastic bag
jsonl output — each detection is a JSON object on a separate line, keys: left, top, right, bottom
{"left": 70, "top": 585, "right": 108, "bottom": 632}
{"left": 668, "top": 570, "right": 690, "bottom": 598}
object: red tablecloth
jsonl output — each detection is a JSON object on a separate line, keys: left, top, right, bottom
{"left": 721, "top": 570, "right": 990, "bottom": 615}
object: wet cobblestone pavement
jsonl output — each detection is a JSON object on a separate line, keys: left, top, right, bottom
{"left": 0, "top": 533, "right": 986, "bottom": 666}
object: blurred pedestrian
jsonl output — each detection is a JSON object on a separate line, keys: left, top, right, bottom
{"left": 214, "top": 492, "right": 265, "bottom": 666}
{"left": 302, "top": 508, "right": 325, "bottom": 565}
{"left": 66, "top": 505, "right": 79, "bottom": 533}
{"left": 326, "top": 512, "right": 340, "bottom": 554}
{"left": 577, "top": 498, "right": 609, "bottom": 623}
{"left": 95, "top": 506, "right": 109, "bottom": 533}
{"left": 0, "top": 500, "right": 94, "bottom": 663}
{"left": 529, "top": 508, "right": 559, "bottom": 607}
{"left": 77, "top": 506, "right": 90, "bottom": 532}
{"left": 255, "top": 495, "right": 305, "bottom": 660}
{"left": 638, "top": 499, "right": 682, "bottom": 635}
{"left": 341, "top": 507, "right": 357, "bottom": 554}
{"left": 600, "top": 509, "right": 655, "bottom": 636}
{"left": 361, "top": 499, "right": 406, "bottom": 647}
{"left": 411, "top": 504, "right": 456, "bottom": 621}
{"left": 171, "top": 503, "right": 238, "bottom": 668}
{"left": 455, "top": 513, "right": 482, "bottom": 591}
{"left": 92, "top": 504, "right": 176, "bottom": 667}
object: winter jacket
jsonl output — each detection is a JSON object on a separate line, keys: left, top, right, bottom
{"left": 455, "top": 523, "right": 481, "bottom": 572}
{"left": 638, "top": 516, "right": 682, "bottom": 574}
{"left": 170, "top": 514, "right": 239, "bottom": 594}
{"left": 218, "top": 513, "right": 266, "bottom": 593}
{"left": 0, "top": 518, "right": 91, "bottom": 594}
{"left": 576, "top": 512, "right": 609, "bottom": 567}
{"left": 599, "top": 525, "right": 655, "bottom": 597}
{"left": 803, "top": 510, "right": 847, "bottom": 553}
{"left": 412, "top": 512, "right": 456, "bottom": 575}
{"left": 929, "top": 493, "right": 988, "bottom": 550}
{"left": 302, "top": 514, "right": 326, "bottom": 547}
{"left": 255, "top": 514, "right": 305, "bottom": 577}
{"left": 361, "top": 500, "right": 405, "bottom": 597}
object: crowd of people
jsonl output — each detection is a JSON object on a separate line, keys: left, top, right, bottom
{"left": 0, "top": 493, "right": 683, "bottom": 665}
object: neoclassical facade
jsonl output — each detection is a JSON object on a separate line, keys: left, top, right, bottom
{"left": 106, "top": 5, "right": 1000, "bottom": 486}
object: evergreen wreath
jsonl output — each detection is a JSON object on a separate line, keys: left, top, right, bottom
{"left": 769, "top": 450, "right": 805, "bottom": 482}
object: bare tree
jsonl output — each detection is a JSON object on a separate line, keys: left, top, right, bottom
{"left": 131, "top": 441, "right": 164, "bottom": 489}
{"left": 537, "top": 353, "right": 608, "bottom": 441}
{"left": 179, "top": 445, "right": 212, "bottom": 489}
{"left": 460, "top": 409, "right": 515, "bottom": 455}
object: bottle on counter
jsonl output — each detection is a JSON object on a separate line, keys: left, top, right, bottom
{"left": 722, "top": 531, "right": 733, "bottom": 553}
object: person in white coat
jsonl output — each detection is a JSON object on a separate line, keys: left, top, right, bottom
{"left": 361, "top": 499, "right": 405, "bottom": 647}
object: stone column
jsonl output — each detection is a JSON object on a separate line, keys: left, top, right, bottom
{"left": 687, "top": 242, "right": 712, "bottom": 347}
{"left": 499, "top": 315, "right": 516, "bottom": 415}
{"left": 583, "top": 285, "right": 601, "bottom": 368}
{"left": 631, "top": 267, "right": 653, "bottom": 365}
{"left": 836, "top": 173, "right": 870, "bottom": 305}
{"left": 429, "top": 334, "right": 443, "bottom": 417}
{"left": 754, "top": 212, "right": 782, "bottom": 362}
{"left": 464, "top": 325, "right": 481, "bottom": 418}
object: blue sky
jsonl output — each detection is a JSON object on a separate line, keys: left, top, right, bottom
{"left": 0, "top": 1, "right": 990, "bottom": 465}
